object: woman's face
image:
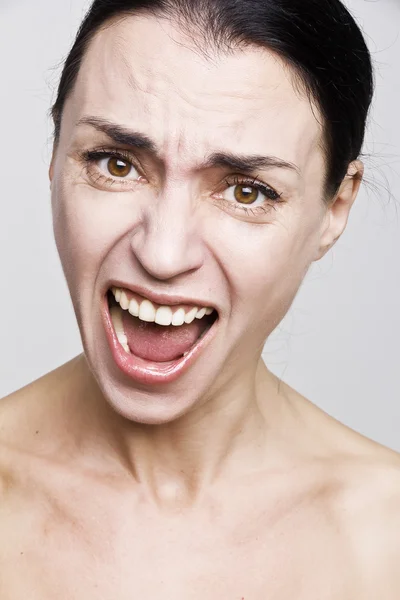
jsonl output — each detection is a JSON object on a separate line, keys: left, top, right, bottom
{"left": 50, "top": 15, "right": 334, "bottom": 423}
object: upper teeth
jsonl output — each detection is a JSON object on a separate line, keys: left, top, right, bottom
{"left": 111, "top": 287, "right": 215, "bottom": 327}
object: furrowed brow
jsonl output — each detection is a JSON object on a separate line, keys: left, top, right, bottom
{"left": 76, "top": 116, "right": 158, "bottom": 153}
{"left": 76, "top": 117, "right": 300, "bottom": 176}
{"left": 203, "top": 152, "right": 301, "bottom": 176}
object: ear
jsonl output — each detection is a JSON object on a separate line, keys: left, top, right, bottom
{"left": 49, "top": 145, "right": 56, "bottom": 188}
{"left": 314, "top": 160, "right": 364, "bottom": 262}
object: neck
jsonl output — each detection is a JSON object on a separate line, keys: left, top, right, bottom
{"left": 59, "top": 355, "right": 293, "bottom": 508}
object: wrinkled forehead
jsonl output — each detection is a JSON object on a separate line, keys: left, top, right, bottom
{"left": 63, "top": 14, "right": 324, "bottom": 173}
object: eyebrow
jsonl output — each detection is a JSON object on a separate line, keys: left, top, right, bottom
{"left": 77, "top": 116, "right": 301, "bottom": 176}
{"left": 202, "top": 153, "right": 300, "bottom": 176}
{"left": 77, "top": 116, "right": 157, "bottom": 152}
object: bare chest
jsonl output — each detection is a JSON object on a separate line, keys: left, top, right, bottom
{"left": 0, "top": 498, "right": 363, "bottom": 600}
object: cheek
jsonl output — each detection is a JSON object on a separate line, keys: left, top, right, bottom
{"left": 213, "top": 208, "right": 319, "bottom": 323}
{"left": 51, "top": 177, "right": 134, "bottom": 293}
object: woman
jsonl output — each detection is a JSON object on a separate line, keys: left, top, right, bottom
{"left": 1, "top": 0, "right": 399, "bottom": 596}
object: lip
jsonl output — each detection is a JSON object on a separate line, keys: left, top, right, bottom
{"left": 102, "top": 295, "right": 220, "bottom": 385}
{"left": 106, "top": 282, "right": 218, "bottom": 311}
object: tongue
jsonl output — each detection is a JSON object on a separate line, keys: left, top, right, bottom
{"left": 122, "top": 312, "right": 210, "bottom": 362}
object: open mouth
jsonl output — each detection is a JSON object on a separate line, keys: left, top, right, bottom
{"left": 106, "top": 288, "right": 219, "bottom": 364}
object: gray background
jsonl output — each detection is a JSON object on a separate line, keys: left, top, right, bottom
{"left": 0, "top": 0, "right": 399, "bottom": 451}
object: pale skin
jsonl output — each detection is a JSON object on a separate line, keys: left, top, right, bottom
{"left": 1, "top": 14, "right": 400, "bottom": 599}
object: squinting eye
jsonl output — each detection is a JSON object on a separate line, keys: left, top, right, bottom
{"left": 98, "top": 157, "right": 139, "bottom": 180}
{"left": 223, "top": 182, "right": 280, "bottom": 207}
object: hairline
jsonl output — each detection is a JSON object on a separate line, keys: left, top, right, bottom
{"left": 53, "top": 8, "right": 335, "bottom": 199}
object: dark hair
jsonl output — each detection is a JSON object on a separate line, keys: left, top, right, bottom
{"left": 51, "top": 0, "right": 374, "bottom": 199}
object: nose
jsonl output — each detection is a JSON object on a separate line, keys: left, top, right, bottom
{"left": 130, "top": 187, "right": 205, "bottom": 281}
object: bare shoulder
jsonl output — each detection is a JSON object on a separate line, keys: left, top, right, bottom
{"left": 356, "top": 456, "right": 400, "bottom": 593}
{"left": 283, "top": 380, "right": 400, "bottom": 591}
{"left": 0, "top": 356, "right": 85, "bottom": 483}
{"left": 328, "top": 440, "right": 400, "bottom": 594}
{"left": 0, "top": 361, "right": 69, "bottom": 446}
{"left": 0, "top": 368, "right": 56, "bottom": 491}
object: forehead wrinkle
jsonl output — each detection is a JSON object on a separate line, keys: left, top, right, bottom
{"left": 94, "top": 19, "right": 282, "bottom": 115}
{"left": 113, "top": 32, "right": 140, "bottom": 95}
{"left": 73, "top": 17, "right": 325, "bottom": 185}
{"left": 81, "top": 19, "right": 317, "bottom": 130}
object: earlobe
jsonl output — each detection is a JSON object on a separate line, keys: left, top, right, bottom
{"left": 314, "top": 160, "right": 364, "bottom": 262}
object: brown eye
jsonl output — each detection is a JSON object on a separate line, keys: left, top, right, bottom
{"left": 233, "top": 185, "right": 259, "bottom": 205}
{"left": 107, "top": 157, "right": 132, "bottom": 178}
{"left": 221, "top": 179, "right": 281, "bottom": 209}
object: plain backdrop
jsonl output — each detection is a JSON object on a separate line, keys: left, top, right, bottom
{"left": 0, "top": 0, "right": 399, "bottom": 450}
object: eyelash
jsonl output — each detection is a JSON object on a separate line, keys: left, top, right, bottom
{"left": 221, "top": 175, "right": 283, "bottom": 217}
{"left": 80, "top": 148, "right": 142, "bottom": 187}
{"left": 79, "top": 148, "right": 284, "bottom": 217}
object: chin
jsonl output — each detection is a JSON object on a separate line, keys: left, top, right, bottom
{"left": 98, "top": 376, "right": 202, "bottom": 425}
